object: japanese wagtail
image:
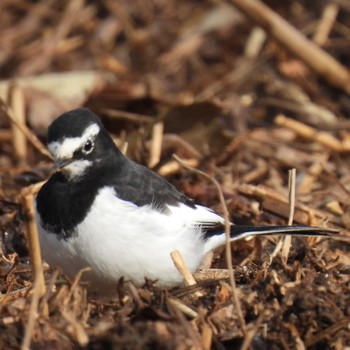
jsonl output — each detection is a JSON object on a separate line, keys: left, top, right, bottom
{"left": 36, "top": 108, "right": 337, "bottom": 290}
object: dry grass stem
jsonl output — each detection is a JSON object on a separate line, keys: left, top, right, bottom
{"left": 240, "top": 312, "right": 267, "bottom": 350}
{"left": 0, "top": 99, "right": 53, "bottom": 160}
{"left": 173, "top": 154, "right": 247, "bottom": 335}
{"left": 171, "top": 250, "right": 203, "bottom": 297}
{"left": 238, "top": 184, "right": 333, "bottom": 226}
{"left": 65, "top": 267, "right": 91, "bottom": 306}
{"left": 201, "top": 321, "right": 213, "bottom": 350}
{"left": 281, "top": 168, "right": 296, "bottom": 263}
{"left": 148, "top": 121, "right": 164, "bottom": 168}
{"left": 168, "top": 297, "right": 198, "bottom": 319}
{"left": 21, "top": 190, "right": 46, "bottom": 308}
{"left": 9, "top": 85, "right": 27, "bottom": 163}
{"left": 275, "top": 115, "right": 344, "bottom": 152}
{"left": 229, "top": 0, "right": 350, "bottom": 93}
{"left": 158, "top": 158, "right": 199, "bottom": 176}
{"left": 21, "top": 267, "right": 43, "bottom": 350}
{"left": 104, "top": 108, "right": 153, "bottom": 124}
{"left": 313, "top": 3, "right": 339, "bottom": 46}
{"left": 298, "top": 156, "right": 328, "bottom": 194}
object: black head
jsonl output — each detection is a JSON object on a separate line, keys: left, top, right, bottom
{"left": 48, "top": 108, "right": 120, "bottom": 181}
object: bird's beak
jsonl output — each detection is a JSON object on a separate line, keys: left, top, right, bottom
{"left": 52, "top": 158, "right": 73, "bottom": 172}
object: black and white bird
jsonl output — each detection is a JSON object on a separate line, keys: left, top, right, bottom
{"left": 36, "top": 108, "right": 336, "bottom": 291}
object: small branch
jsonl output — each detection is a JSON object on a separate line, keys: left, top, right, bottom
{"left": 173, "top": 154, "right": 247, "bottom": 335}
{"left": 167, "top": 296, "right": 198, "bottom": 319}
{"left": 275, "top": 115, "right": 344, "bottom": 152}
{"left": 21, "top": 266, "right": 43, "bottom": 350}
{"left": 0, "top": 99, "right": 53, "bottom": 160}
{"left": 287, "top": 168, "right": 296, "bottom": 226}
{"left": 228, "top": 0, "right": 350, "bottom": 93}
{"left": 21, "top": 187, "right": 46, "bottom": 301}
{"left": 171, "top": 250, "right": 203, "bottom": 297}
{"left": 313, "top": 3, "right": 339, "bottom": 46}
{"left": 9, "top": 85, "right": 27, "bottom": 163}
{"left": 148, "top": 121, "right": 164, "bottom": 168}
{"left": 281, "top": 169, "right": 296, "bottom": 263}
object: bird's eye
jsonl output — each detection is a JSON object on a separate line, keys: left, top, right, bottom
{"left": 82, "top": 140, "right": 94, "bottom": 154}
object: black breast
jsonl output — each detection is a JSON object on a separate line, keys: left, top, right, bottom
{"left": 36, "top": 172, "right": 100, "bottom": 239}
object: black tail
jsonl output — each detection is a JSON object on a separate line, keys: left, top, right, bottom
{"left": 229, "top": 225, "right": 338, "bottom": 242}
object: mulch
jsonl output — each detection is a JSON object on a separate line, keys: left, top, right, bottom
{"left": 1, "top": 0, "right": 350, "bottom": 349}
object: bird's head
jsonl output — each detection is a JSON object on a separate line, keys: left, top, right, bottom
{"left": 47, "top": 108, "right": 115, "bottom": 181}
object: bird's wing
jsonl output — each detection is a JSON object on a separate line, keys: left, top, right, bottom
{"left": 112, "top": 161, "right": 195, "bottom": 213}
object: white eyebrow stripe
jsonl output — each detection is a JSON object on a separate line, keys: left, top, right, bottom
{"left": 48, "top": 123, "right": 100, "bottom": 160}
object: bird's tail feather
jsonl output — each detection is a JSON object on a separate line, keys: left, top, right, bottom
{"left": 229, "top": 225, "right": 338, "bottom": 242}
{"left": 203, "top": 224, "right": 338, "bottom": 253}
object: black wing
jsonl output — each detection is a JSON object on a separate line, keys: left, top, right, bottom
{"left": 111, "top": 160, "right": 196, "bottom": 213}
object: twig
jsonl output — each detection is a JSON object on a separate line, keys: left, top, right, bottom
{"left": 21, "top": 186, "right": 47, "bottom": 315}
{"left": 240, "top": 312, "right": 267, "bottom": 350}
{"left": 148, "top": 121, "right": 164, "bottom": 168}
{"left": 104, "top": 108, "right": 153, "bottom": 124}
{"left": 244, "top": 26, "right": 267, "bottom": 59}
{"left": 228, "top": 0, "right": 350, "bottom": 93}
{"left": 275, "top": 115, "right": 344, "bottom": 152}
{"left": 313, "top": 3, "right": 339, "bottom": 46}
{"left": 9, "top": 85, "right": 27, "bottom": 163}
{"left": 305, "top": 316, "right": 350, "bottom": 347}
{"left": 238, "top": 183, "right": 336, "bottom": 226}
{"left": 158, "top": 158, "right": 199, "bottom": 177}
{"left": 201, "top": 321, "right": 213, "bottom": 350}
{"left": 298, "top": 156, "right": 328, "bottom": 194}
{"left": 281, "top": 168, "right": 296, "bottom": 263}
{"left": 167, "top": 296, "right": 198, "bottom": 319}
{"left": 171, "top": 250, "right": 203, "bottom": 297}
{"left": 21, "top": 266, "right": 43, "bottom": 350}
{"left": 0, "top": 99, "right": 53, "bottom": 160}
{"left": 64, "top": 267, "right": 91, "bottom": 306}
{"left": 288, "top": 169, "right": 296, "bottom": 226}
{"left": 61, "top": 308, "right": 89, "bottom": 347}
{"left": 127, "top": 282, "right": 145, "bottom": 309}
{"left": 173, "top": 154, "right": 247, "bottom": 335}
{"left": 167, "top": 297, "right": 203, "bottom": 349}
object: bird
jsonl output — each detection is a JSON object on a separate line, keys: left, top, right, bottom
{"left": 36, "top": 108, "right": 337, "bottom": 292}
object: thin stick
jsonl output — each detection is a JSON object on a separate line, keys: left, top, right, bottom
{"left": 0, "top": 99, "right": 53, "bottom": 160}
{"left": 173, "top": 154, "right": 247, "bottom": 335}
{"left": 21, "top": 192, "right": 46, "bottom": 301}
{"left": 201, "top": 322, "right": 213, "bottom": 350}
{"left": 64, "top": 267, "right": 91, "bottom": 306}
{"left": 275, "top": 114, "right": 343, "bottom": 152}
{"left": 158, "top": 158, "right": 199, "bottom": 177}
{"left": 171, "top": 250, "right": 203, "bottom": 297}
{"left": 313, "top": 3, "right": 339, "bottom": 46}
{"left": 171, "top": 250, "right": 197, "bottom": 286}
{"left": 21, "top": 267, "right": 42, "bottom": 350}
{"left": 229, "top": 0, "right": 350, "bottom": 93}
{"left": 148, "top": 121, "right": 164, "bottom": 168}
{"left": 104, "top": 108, "right": 153, "bottom": 124}
{"left": 9, "top": 85, "right": 27, "bottom": 163}
{"left": 281, "top": 169, "right": 296, "bottom": 263}
{"left": 287, "top": 169, "right": 296, "bottom": 226}
{"left": 168, "top": 296, "right": 198, "bottom": 319}
{"left": 240, "top": 312, "right": 266, "bottom": 350}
